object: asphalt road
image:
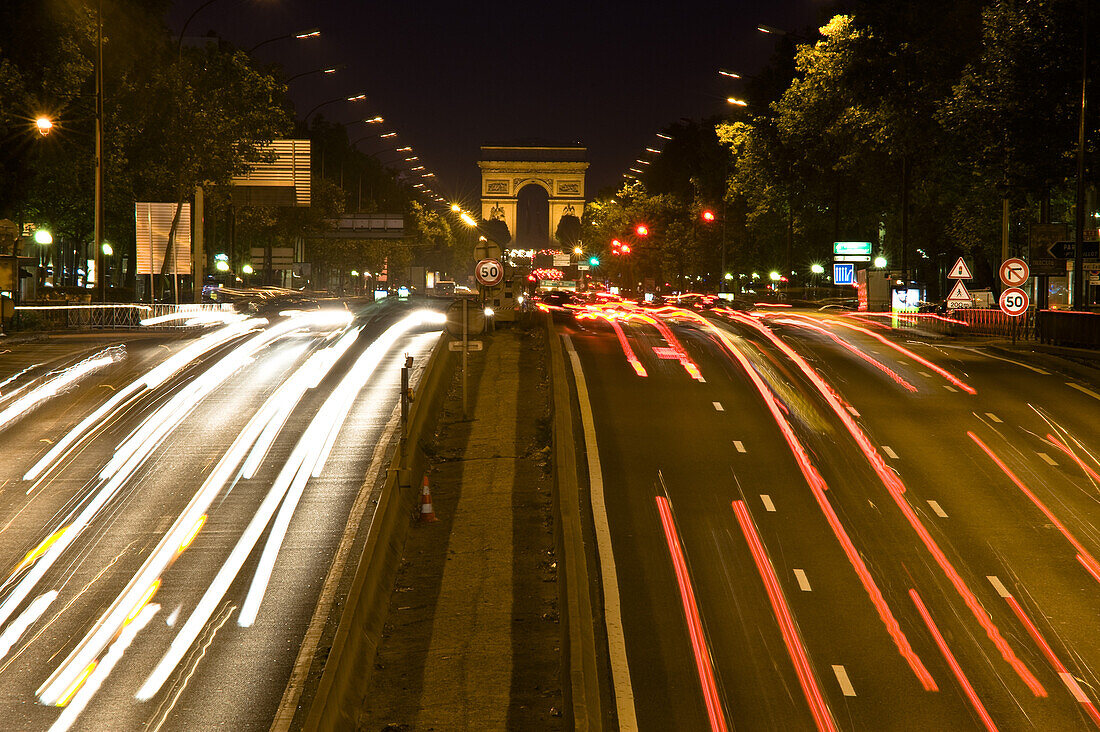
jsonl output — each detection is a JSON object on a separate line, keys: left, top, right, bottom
{"left": 558, "top": 305, "right": 1100, "bottom": 731}
{"left": 0, "top": 298, "right": 444, "bottom": 732}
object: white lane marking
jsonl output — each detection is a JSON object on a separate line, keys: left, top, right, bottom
{"left": 1068, "top": 383, "right": 1100, "bottom": 402}
{"left": 713, "top": 401, "right": 724, "bottom": 412}
{"left": 985, "top": 412, "right": 1003, "bottom": 423}
{"left": 987, "top": 575, "right": 1011, "bottom": 598}
{"left": 760, "top": 495, "right": 776, "bottom": 512}
{"left": 846, "top": 406, "right": 860, "bottom": 417}
{"left": 897, "top": 360, "right": 909, "bottom": 366}
{"left": 564, "top": 336, "right": 638, "bottom": 729}
{"left": 1037, "top": 452, "right": 1058, "bottom": 466}
{"left": 947, "top": 346, "right": 1050, "bottom": 375}
{"left": 1060, "top": 672, "right": 1091, "bottom": 703}
{"left": 927, "top": 500, "right": 948, "bottom": 518}
{"left": 882, "top": 445, "right": 899, "bottom": 460}
{"left": 943, "top": 385, "right": 957, "bottom": 393}
{"left": 793, "top": 569, "right": 812, "bottom": 592}
{"left": 733, "top": 440, "right": 746, "bottom": 453}
{"left": 919, "top": 371, "right": 933, "bottom": 378}
{"left": 832, "top": 665, "right": 856, "bottom": 696}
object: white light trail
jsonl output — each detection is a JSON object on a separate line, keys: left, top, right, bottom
{"left": 138, "top": 310, "right": 443, "bottom": 698}
{"left": 0, "top": 590, "right": 56, "bottom": 662}
{"left": 35, "top": 313, "right": 355, "bottom": 706}
{"left": 48, "top": 603, "right": 158, "bottom": 732}
{"left": 0, "top": 350, "right": 118, "bottom": 433}
{"left": 24, "top": 319, "right": 264, "bottom": 483}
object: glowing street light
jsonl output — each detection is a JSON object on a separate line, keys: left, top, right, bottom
{"left": 35, "top": 116, "right": 53, "bottom": 136}
{"left": 726, "top": 97, "right": 748, "bottom": 107}
{"left": 874, "top": 255, "right": 888, "bottom": 268}
{"left": 34, "top": 229, "right": 53, "bottom": 245}
{"left": 451, "top": 203, "right": 461, "bottom": 212}
{"left": 635, "top": 224, "right": 649, "bottom": 237}
{"left": 459, "top": 212, "right": 477, "bottom": 227}
{"left": 718, "top": 69, "right": 742, "bottom": 78}
{"left": 101, "top": 242, "right": 113, "bottom": 256}
{"left": 810, "top": 263, "right": 824, "bottom": 275}
{"left": 242, "top": 264, "right": 254, "bottom": 275}
{"left": 701, "top": 210, "right": 716, "bottom": 222}
{"left": 769, "top": 271, "right": 780, "bottom": 281}
{"left": 215, "top": 260, "right": 230, "bottom": 272}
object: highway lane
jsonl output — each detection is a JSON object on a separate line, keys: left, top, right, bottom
{"left": 0, "top": 299, "right": 444, "bottom": 731}
{"left": 557, "top": 303, "right": 1100, "bottom": 731}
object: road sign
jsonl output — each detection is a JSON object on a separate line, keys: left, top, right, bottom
{"left": 998, "top": 287, "right": 1029, "bottom": 316}
{"left": 998, "top": 258, "right": 1029, "bottom": 287}
{"left": 448, "top": 340, "right": 483, "bottom": 351}
{"left": 1048, "top": 241, "right": 1100, "bottom": 259}
{"left": 475, "top": 258, "right": 503, "bottom": 287}
{"left": 833, "top": 241, "right": 872, "bottom": 256}
{"left": 1029, "top": 223, "right": 1069, "bottom": 276}
{"left": 833, "top": 255, "right": 871, "bottom": 262}
{"left": 833, "top": 262, "right": 855, "bottom": 285}
{"left": 946, "top": 279, "right": 972, "bottom": 308}
{"left": 947, "top": 257, "right": 972, "bottom": 279}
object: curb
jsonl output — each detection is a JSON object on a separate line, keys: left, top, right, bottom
{"left": 302, "top": 332, "right": 457, "bottom": 732}
{"left": 547, "top": 316, "right": 605, "bottom": 730}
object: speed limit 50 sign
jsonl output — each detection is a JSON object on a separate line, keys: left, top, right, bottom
{"left": 475, "top": 259, "right": 503, "bottom": 287}
{"left": 998, "top": 287, "right": 1029, "bottom": 317}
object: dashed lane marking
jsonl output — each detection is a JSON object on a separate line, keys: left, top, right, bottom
{"left": 927, "top": 501, "right": 948, "bottom": 518}
{"left": 713, "top": 401, "right": 724, "bottom": 412}
{"left": 760, "top": 495, "right": 775, "bottom": 512}
{"left": 793, "top": 569, "right": 812, "bottom": 592}
{"left": 985, "top": 413, "right": 1002, "bottom": 423}
{"left": 986, "top": 575, "right": 1011, "bottom": 598}
{"left": 733, "top": 441, "right": 746, "bottom": 453}
{"left": 919, "top": 371, "right": 933, "bottom": 378}
{"left": 832, "top": 665, "right": 856, "bottom": 696}
{"left": 882, "top": 445, "right": 899, "bottom": 460}
{"left": 1037, "top": 452, "right": 1058, "bottom": 466}
{"left": 943, "top": 385, "right": 957, "bottom": 393}
{"left": 1068, "top": 383, "right": 1100, "bottom": 402}
{"left": 846, "top": 406, "right": 860, "bottom": 417}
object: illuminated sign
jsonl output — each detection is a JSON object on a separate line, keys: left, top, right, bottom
{"left": 833, "top": 241, "right": 872, "bottom": 256}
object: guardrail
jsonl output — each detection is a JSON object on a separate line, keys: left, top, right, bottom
{"left": 950, "top": 307, "right": 1035, "bottom": 338}
{"left": 13, "top": 303, "right": 233, "bottom": 330}
{"left": 303, "top": 334, "right": 456, "bottom": 732}
{"left": 1036, "top": 309, "right": 1100, "bottom": 348}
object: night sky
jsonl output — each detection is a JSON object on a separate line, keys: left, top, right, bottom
{"left": 169, "top": 0, "right": 826, "bottom": 205}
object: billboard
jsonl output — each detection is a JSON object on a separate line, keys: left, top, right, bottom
{"left": 231, "top": 139, "right": 311, "bottom": 207}
{"left": 136, "top": 202, "right": 191, "bottom": 275}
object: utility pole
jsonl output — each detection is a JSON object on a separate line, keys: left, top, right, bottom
{"left": 94, "top": 0, "right": 105, "bottom": 303}
{"left": 1073, "top": 12, "right": 1088, "bottom": 310}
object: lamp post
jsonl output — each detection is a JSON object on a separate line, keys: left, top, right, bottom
{"left": 248, "top": 27, "right": 320, "bottom": 54}
{"left": 303, "top": 93, "right": 367, "bottom": 121}
{"left": 285, "top": 65, "right": 342, "bottom": 84}
{"left": 94, "top": 0, "right": 104, "bottom": 302}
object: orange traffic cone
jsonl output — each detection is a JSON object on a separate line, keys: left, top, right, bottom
{"left": 418, "top": 476, "right": 437, "bottom": 523}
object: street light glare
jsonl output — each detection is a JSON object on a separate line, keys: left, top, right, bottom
{"left": 718, "top": 69, "right": 742, "bottom": 78}
{"left": 727, "top": 97, "right": 748, "bottom": 107}
{"left": 645, "top": 147, "right": 661, "bottom": 154}
{"left": 459, "top": 212, "right": 477, "bottom": 227}
{"left": 36, "top": 116, "right": 53, "bottom": 135}
{"left": 101, "top": 242, "right": 113, "bottom": 256}
{"left": 346, "top": 93, "right": 367, "bottom": 102}
{"left": 874, "top": 256, "right": 888, "bottom": 268}
{"left": 451, "top": 203, "right": 461, "bottom": 212}
{"left": 380, "top": 131, "right": 397, "bottom": 138}
{"left": 34, "top": 229, "right": 53, "bottom": 245}
{"left": 295, "top": 28, "right": 321, "bottom": 39}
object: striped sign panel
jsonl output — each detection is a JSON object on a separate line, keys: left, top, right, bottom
{"left": 135, "top": 202, "right": 191, "bottom": 275}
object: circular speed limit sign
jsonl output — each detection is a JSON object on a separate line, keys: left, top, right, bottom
{"left": 475, "top": 258, "right": 503, "bottom": 287}
{"left": 998, "top": 287, "right": 1029, "bottom": 317}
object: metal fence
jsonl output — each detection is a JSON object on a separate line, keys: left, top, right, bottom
{"left": 13, "top": 303, "right": 234, "bottom": 330}
{"left": 1036, "top": 310, "right": 1100, "bottom": 348}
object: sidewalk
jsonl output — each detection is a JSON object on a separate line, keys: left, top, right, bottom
{"left": 357, "top": 326, "right": 562, "bottom": 731}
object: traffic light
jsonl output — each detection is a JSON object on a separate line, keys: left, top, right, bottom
{"left": 635, "top": 224, "right": 649, "bottom": 237}
{"left": 701, "top": 210, "right": 715, "bottom": 223}
{"left": 589, "top": 256, "right": 600, "bottom": 267}
{"left": 620, "top": 244, "right": 631, "bottom": 254}
{"left": 611, "top": 239, "right": 622, "bottom": 255}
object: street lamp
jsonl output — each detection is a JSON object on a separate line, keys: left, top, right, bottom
{"left": 34, "top": 229, "right": 53, "bottom": 246}
{"left": 285, "top": 65, "right": 342, "bottom": 83}
{"left": 35, "top": 116, "right": 53, "bottom": 136}
{"left": 874, "top": 256, "right": 888, "bottom": 269}
{"left": 303, "top": 93, "right": 368, "bottom": 121}
{"left": 726, "top": 97, "right": 748, "bottom": 107}
{"left": 248, "top": 28, "right": 320, "bottom": 53}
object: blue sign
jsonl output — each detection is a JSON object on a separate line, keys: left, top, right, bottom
{"left": 833, "top": 262, "right": 855, "bottom": 285}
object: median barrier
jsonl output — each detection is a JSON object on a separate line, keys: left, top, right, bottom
{"left": 302, "top": 332, "right": 456, "bottom": 732}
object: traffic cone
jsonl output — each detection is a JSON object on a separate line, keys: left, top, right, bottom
{"left": 418, "top": 476, "right": 437, "bottom": 523}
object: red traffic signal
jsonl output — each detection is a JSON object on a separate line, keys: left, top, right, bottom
{"left": 621, "top": 244, "right": 631, "bottom": 254}
{"left": 635, "top": 224, "right": 649, "bottom": 237}
{"left": 611, "top": 239, "right": 622, "bottom": 251}
{"left": 701, "top": 210, "right": 715, "bottom": 222}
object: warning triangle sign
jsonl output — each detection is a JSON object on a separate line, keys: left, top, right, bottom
{"left": 947, "top": 257, "right": 972, "bottom": 279}
{"left": 946, "top": 279, "right": 972, "bottom": 306}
